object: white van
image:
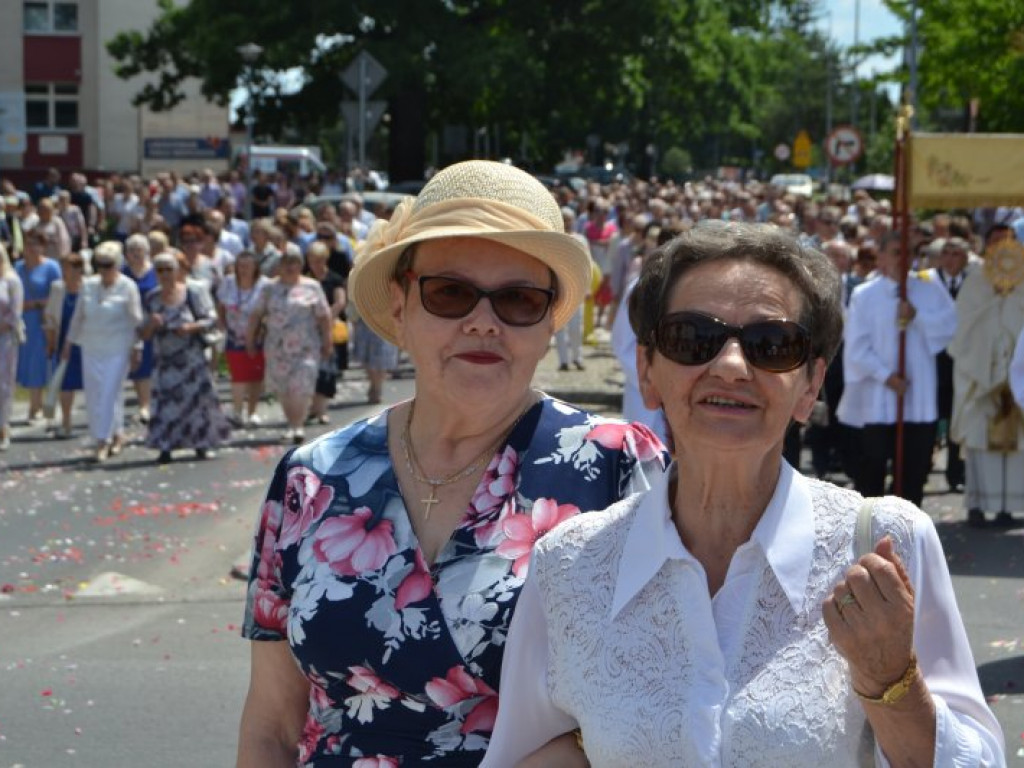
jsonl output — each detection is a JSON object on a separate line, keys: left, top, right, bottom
{"left": 236, "top": 145, "right": 328, "bottom": 177}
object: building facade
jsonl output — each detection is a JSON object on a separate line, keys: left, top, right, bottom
{"left": 0, "top": 0, "right": 229, "bottom": 184}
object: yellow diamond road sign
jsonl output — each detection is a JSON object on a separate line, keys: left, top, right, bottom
{"left": 792, "top": 130, "right": 813, "bottom": 169}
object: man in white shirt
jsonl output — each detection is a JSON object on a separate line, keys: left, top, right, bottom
{"left": 207, "top": 209, "right": 244, "bottom": 258}
{"left": 837, "top": 233, "right": 957, "bottom": 506}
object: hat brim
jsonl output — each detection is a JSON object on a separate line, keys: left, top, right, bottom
{"left": 350, "top": 228, "right": 593, "bottom": 346}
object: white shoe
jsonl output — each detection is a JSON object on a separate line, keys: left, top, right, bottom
{"left": 0, "top": 434, "right": 10, "bottom": 451}
{"left": 283, "top": 428, "right": 295, "bottom": 442}
{"left": 247, "top": 413, "right": 262, "bottom": 426}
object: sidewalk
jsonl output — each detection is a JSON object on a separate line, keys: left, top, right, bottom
{"left": 534, "top": 328, "right": 625, "bottom": 414}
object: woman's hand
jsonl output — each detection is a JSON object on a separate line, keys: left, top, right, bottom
{"left": 175, "top": 321, "right": 196, "bottom": 337}
{"left": 60, "top": 342, "right": 71, "bottom": 362}
{"left": 823, "top": 537, "right": 917, "bottom": 697}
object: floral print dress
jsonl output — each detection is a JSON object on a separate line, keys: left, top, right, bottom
{"left": 255, "top": 278, "right": 330, "bottom": 399}
{"left": 242, "top": 397, "right": 666, "bottom": 767}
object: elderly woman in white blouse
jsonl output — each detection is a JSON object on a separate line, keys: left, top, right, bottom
{"left": 65, "top": 240, "right": 143, "bottom": 462}
{"left": 483, "top": 223, "right": 1004, "bottom": 767}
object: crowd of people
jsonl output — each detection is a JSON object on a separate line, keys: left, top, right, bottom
{"left": 3, "top": 164, "right": 1024, "bottom": 533}
{"left": 0, "top": 165, "right": 402, "bottom": 458}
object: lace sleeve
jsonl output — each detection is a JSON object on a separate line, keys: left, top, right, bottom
{"left": 480, "top": 570, "right": 577, "bottom": 768}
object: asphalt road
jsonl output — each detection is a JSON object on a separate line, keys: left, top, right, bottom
{"left": 1, "top": 347, "right": 1022, "bottom": 765}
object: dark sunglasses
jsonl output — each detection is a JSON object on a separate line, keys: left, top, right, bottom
{"left": 408, "top": 271, "right": 554, "bottom": 327}
{"left": 94, "top": 261, "right": 116, "bottom": 270}
{"left": 67, "top": 261, "right": 85, "bottom": 269}
{"left": 155, "top": 266, "right": 175, "bottom": 273}
{"left": 653, "top": 311, "right": 811, "bottom": 372}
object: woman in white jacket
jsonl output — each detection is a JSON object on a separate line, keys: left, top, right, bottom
{"left": 65, "top": 241, "right": 143, "bottom": 462}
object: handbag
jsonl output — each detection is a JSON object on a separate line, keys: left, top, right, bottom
{"left": 332, "top": 318, "right": 349, "bottom": 344}
{"left": 185, "top": 287, "right": 224, "bottom": 348}
{"left": 43, "top": 358, "right": 68, "bottom": 419}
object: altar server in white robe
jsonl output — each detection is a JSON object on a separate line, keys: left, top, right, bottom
{"left": 837, "top": 232, "right": 957, "bottom": 507}
{"left": 948, "top": 236, "right": 1024, "bottom": 527}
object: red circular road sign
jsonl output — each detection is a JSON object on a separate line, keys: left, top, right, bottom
{"left": 825, "top": 125, "right": 864, "bottom": 166}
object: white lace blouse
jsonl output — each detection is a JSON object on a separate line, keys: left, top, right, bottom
{"left": 482, "top": 462, "right": 1004, "bottom": 768}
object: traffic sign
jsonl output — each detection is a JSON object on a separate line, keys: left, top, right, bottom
{"left": 792, "top": 130, "right": 813, "bottom": 169}
{"left": 341, "top": 51, "right": 388, "bottom": 97}
{"left": 774, "top": 143, "right": 791, "bottom": 162}
{"left": 825, "top": 125, "right": 864, "bottom": 166}
{"left": 341, "top": 101, "right": 387, "bottom": 136}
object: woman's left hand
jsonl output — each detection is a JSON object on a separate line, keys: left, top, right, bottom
{"left": 823, "top": 536, "right": 916, "bottom": 698}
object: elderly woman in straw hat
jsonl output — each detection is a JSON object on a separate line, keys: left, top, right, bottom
{"left": 236, "top": 160, "right": 667, "bottom": 767}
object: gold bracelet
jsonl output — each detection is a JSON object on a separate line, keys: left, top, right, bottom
{"left": 854, "top": 653, "right": 918, "bottom": 706}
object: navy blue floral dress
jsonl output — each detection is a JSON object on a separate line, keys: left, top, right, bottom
{"left": 242, "top": 396, "right": 666, "bottom": 767}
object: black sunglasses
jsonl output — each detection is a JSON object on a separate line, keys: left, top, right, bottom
{"left": 653, "top": 311, "right": 811, "bottom": 372}
{"left": 94, "top": 261, "right": 116, "bottom": 270}
{"left": 409, "top": 271, "right": 554, "bottom": 327}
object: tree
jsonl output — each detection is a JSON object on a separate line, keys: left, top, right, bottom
{"left": 877, "top": 0, "right": 1024, "bottom": 133}
{"left": 107, "top": 0, "right": 850, "bottom": 178}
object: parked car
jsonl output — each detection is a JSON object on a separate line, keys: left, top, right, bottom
{"left": 769, "top": 173, "right": 814, "bottom": 198}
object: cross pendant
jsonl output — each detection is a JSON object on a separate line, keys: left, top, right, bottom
{"left": 421, "top": 486, "right": 441, "bottom": 519}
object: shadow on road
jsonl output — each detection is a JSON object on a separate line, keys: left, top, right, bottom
{"left": 977, "top": 655, "right": 1024, "bottom": 699}
{"left": 935, "top": 520, "right": 1024, "bottom": 580}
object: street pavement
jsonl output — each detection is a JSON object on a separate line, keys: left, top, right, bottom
{"left": 1, "top": 335, "right": 1022, "bottom": 765}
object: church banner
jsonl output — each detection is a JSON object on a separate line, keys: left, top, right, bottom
{"left": 908, "top": 133, "right": 1024, "bottom": 208}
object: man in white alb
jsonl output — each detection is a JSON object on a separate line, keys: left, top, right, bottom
{"left": 837, "top": 232, "right": 957, "bottom": 506}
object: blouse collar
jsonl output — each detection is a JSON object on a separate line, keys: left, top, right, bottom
{"left": 610, "top": 460, "right": 814, "bottom": 618}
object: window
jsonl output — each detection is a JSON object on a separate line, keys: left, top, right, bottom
{"left": 25, "top": 84, "right": 79, "bottom": 130}
{"left": 23, "top": 1, "right": 78, "bottom": 33}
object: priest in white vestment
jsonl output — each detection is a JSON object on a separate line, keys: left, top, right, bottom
{"left": 948, "top": 238, "right": 1024, "bottom": 527}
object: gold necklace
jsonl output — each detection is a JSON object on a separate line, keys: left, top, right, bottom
{"left": 401, "top": 399, "right": 531, "bottom": 519}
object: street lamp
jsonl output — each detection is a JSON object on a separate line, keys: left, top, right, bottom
{"left": 237, "top": 42, "right": 263, "bottom": 221}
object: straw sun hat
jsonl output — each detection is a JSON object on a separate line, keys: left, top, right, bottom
{"left": 349, "top": 160, "right": 592, "bottom": 345}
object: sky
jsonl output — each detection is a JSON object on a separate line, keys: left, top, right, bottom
{"left": 823, "top": 0, "right": 904, "bottom": 87}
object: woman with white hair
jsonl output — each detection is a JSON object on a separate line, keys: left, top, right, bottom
{"left": 65, "top": 240, "right": 144, "bottom": 462}
{"left": 141, "top": 251, "right": 231, "bottom": 464}
{"left": 123, "top": 232, "right": 157, "bottom": 424}
{"left": 0, "top": 242, "right": 23, "bottom": 450}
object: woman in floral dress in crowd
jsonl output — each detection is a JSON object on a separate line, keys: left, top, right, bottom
{"left": 0, "top": 243, "right": 23, "bottom": 450}
{"left": 235, "top": 161, "right": 668, "bottom": 768}
{"left": 140, "top": 251, "right": 230, "bottom": 464}
{"left": 246, "top": 246, "right": 332, "bottom": 445}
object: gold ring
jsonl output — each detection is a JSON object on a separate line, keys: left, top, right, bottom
{"left": 839, "top": 593, "right": 857, "bottom": 607}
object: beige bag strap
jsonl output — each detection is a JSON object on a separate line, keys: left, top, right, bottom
{"left": 855, "top": 497, "right": 876, "bottom": 559}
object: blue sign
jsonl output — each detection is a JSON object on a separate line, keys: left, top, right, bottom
{"left": 144, "top": 137, "right": 230, "bottom": 160}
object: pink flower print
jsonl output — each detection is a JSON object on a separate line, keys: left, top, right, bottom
{"left": 252, "top": 588, "right": 288, "bottom": 633}
{"left": 466, "top": 447, "right": 520, "bottom": 544}
{"left": 495, "top": 498, "right": 580, "bottom": 577}
{"left": 313, "top": 508, "right": 397, "bottom": 576}
{"left": 394, "top": 550, "right": 433, "bottom": 610}
{"left": 279, "top": 467, "right": 335, "bottom": 548}
{"left": 297, "top": 713, "right": 326, "bottom": 764}
{"left": 346, "top": 666, "right": 400, "bottom": 699}
{"left": 256, "top": 500, "right": 283, "bottom": 581}
{"left": 344, "top": 666, "right": 400, "bottom": 724}
{"left": 462, "top": 694, "right": 498, "bottom": 735}
{"left": 353, "top": 758, "right": 399, "bottom": 768}
{"left": 587, "top": 421, "right": 665, "bottom": 463}
{"left": 425, "top": 665, "right": 497, "bottom": 707}
{"left": 425, "top": 666, "right": 499, "bottom": 735}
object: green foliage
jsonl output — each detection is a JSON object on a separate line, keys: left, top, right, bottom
{"left": 882, "top": 0, "right": 1024, "bottom": 132}
{"left": 104, "top": 0, "right": 908, "bottom": 177}
{"left": 661, "top": 146, "right": 693, "bottom": 177}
